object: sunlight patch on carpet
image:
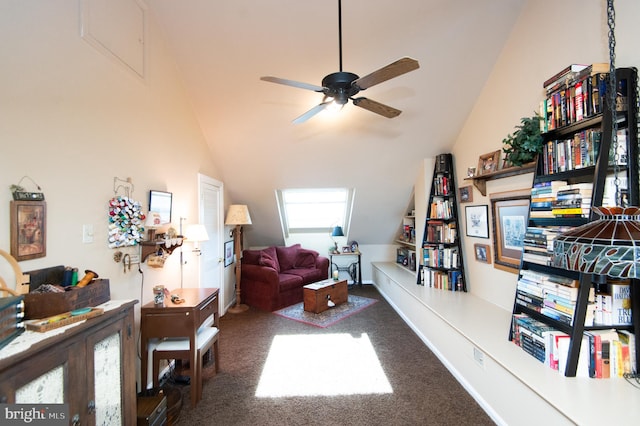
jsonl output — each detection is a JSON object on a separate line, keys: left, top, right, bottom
{"left": 255, "top": 333, "right": 393, "bottom": 397}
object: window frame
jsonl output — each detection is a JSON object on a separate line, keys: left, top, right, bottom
{"left": 275, "top": 188, "right": 355, "bottom": 238}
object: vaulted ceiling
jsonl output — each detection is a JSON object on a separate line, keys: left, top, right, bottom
{"left": 147, "top": 0, "right": 526, "bottom": 246}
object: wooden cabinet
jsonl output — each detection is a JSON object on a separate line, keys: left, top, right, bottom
{"left": 0, "top": 300, "right": 137, "bottom": 425}
{"left": 418, "top": 153, "right": 466, "bottom": 291}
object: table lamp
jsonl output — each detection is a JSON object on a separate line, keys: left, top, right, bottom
{"left": 331, "top": 225, "right": 344, "bottom": 253}
{"left": 225, "top": 204, "right": 252, "bottom": 313}
{"left": 184, "top": 224, "right": 209, "bottom": 256}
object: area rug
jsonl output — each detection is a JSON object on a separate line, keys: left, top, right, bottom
{"left": 273, "top": 295, "right": 378, "bottom": 328}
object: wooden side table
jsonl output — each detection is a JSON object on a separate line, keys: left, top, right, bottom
{"left": 140, "top": 287, "right": 219, "bottom": 407}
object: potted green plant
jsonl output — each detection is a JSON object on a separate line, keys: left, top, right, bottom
{"left": 501, "top": 115, "right": 544, "bottom": 167}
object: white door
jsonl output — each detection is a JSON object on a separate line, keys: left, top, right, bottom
{"left": 198, "top": 174, "right": 224, "bottom": 312}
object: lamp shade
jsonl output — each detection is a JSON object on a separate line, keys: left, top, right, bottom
{"left": 552, "top": 206, "right": 640, "bottom": 278}
{"left": 331, "top": 226, "right": 344, "bottom": 237}
{"left": 145, "top": 212, "right": 162, "bottom": 228}
{"left": 225, "top": 204, "right": 252, "bottom": 225}
{"left": 184, "top": 224, "right": 209, "bottom": 242}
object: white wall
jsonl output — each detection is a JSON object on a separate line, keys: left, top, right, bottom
{"left": 0, "top": 4, "right": 221, "bottom": 314}
{"left": 452, "top": 0, "right": 640, "bottom": 310}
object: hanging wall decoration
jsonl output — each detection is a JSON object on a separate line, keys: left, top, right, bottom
{"left": 108, "top": 177, "right": 145, "bottom": 248}
{"left": 108, "top": 196, "right": 145, "bottom": 248}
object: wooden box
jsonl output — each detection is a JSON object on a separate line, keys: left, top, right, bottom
{"left": 137, "top": 394, "right": 167, "bottom": 426}
{"left": 303, "top": 279, "right": 348, "bottom": 313}
{"left": 22, "top": 265, "right": 110, "bottom": 319}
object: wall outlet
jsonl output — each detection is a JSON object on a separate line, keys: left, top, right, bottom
{"left": 473, "top": 346, "right": 485, "bottom": 369}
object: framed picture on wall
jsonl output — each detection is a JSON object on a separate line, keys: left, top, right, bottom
{"left": 474, "top": 243, "right": 491, "bottom": 264}
{"left": 10, "top": 200, "right": 46, "bottom": 261}
{"left": 490, "top": 189, "right": 531, "bottom": 273}
{"left": 149, "top": 190, "right": 173, "bottom": 224}
{"left": 465, "top": 205, "right": 489, "bottom": 238}
{"left": 459, "top": 185, "right": 473, "bottom": 203}
{"left": 224, "top": 240, "right": 234, "bottom": 267}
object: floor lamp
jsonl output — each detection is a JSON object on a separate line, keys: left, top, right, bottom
{"left": 225, "top": 204, "right": 252, "bottom": 313}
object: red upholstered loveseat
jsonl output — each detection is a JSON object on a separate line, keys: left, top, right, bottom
{"left": 241, "top": 244, "right": 330, "bottom": 311}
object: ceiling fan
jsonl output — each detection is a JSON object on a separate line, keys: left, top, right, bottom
{"left": 260, "top": 0, "right": 420, "bottom": 124}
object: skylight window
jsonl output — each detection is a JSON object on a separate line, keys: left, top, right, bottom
{"left": 276, "top": 188, "right": 354, "bottom": 237}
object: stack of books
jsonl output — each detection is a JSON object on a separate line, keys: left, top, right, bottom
{"left": 552, "top": 183, "right": 593, "bottom": 217}
{"left": 529, "top": 181, "right": 567, "bottom": 218}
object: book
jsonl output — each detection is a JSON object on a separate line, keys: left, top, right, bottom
{"left": 543, "top": 64, "right": 589, "bottom": 89}
{"left": 617, "top": 330, "right": 637, "bottom": 374}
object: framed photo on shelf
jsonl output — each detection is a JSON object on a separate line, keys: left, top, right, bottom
{"left": 477, "top": 150, "right": 501, "bottom": 175}
{"left": 10, "top": 200, "right": 47, "bottom": 261}
{"left": 458, "top": 185, "right": 473, "bottom": 203}
{"left": 224, "top": 240, "right": 234, "bottom": 267}
{"left": 465, "top": 205, "right": 489, "bottom": 238}
{"left": 474, "top": 243, "right": 491, "bottom": 264}
{"left": 490, "top": 189, "right": 531, "bottom": 273}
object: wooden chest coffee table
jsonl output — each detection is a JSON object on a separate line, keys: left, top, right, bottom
{"left": 303, "top": 279, "right": 348, "bottom": 314}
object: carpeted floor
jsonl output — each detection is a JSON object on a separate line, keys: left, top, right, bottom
{"left": 172, "top": 285, "right": 495, "bottom": 425}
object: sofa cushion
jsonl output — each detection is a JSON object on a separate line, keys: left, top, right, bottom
{"left": 278, "top": 273, "right": 304, "bottom": 291}
{"left": 294, "top": 248, "right": 319, "bottom": 269}
{"left": 242, "top": 249, "right": 262, "bottom": 265}
{"left": 276, "top": 244, "right": 301, "bottom": 271}
{"left": 258, "top": 246, "right": 279, "bottom": 272}
{"left": 286, "top": 268, "right": 324, "bottom": 282}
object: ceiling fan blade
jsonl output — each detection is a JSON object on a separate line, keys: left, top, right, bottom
{"left": 260, "top": 76, "right": 324, "bottom": 92}
{"left": 292, "top": 101, "right": 332, "bottom": 124}
{"left": 353, "top": 57, "right": 420, "bottom": 90}
{"left": 352, "top": 97, "right": 401, "bottom": 118}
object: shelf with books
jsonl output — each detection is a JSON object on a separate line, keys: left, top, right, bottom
{"left": 418, "top": 153, "right": 466, "bottom": 291}
{"left": 394, "top": 187, "right": 418, "bottom": 271}
{"left": 395, "top": 214, "right": 416, "bottom": 248}
{"left": 509, "top": 67, "right": 639, "bottom": 377}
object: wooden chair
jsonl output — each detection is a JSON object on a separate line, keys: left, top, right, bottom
{"left": 152, "top": 325, "right": 219, "bottom": 407}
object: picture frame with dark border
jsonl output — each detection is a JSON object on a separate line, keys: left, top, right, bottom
{"left": 477, "top": 150, "right": 501, "bottom": 175}
{"left": 490, "top": 188, "right": 531, "bottom": 273}
{"left": 465, "top": 205, "right": 489, "bottom": 238}
{"left": 224, "top": 240, "right": 234, "bottom": 267}
{"left": 10, "top": 200, "right": 47, "bottom": 261}
{"left": 458, "top": 185, "right": 473, "bottom": 203}
{"left": 474, "top": 243, "right": 491, "bottom": 264}
{"left": 149, "top": 190, "right": 173, "bottom": 224}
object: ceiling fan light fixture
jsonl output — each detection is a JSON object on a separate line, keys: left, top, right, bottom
{"left": 260, "top": 0, "right": 419, "bottom": 124}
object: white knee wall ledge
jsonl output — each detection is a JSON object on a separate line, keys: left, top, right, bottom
{"left": 372, "top": 262, "right": 640, "bottom": 426}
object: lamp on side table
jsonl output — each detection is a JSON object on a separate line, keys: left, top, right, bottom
{"left": 225, "top": 204, "right": 252, "bottom": 313}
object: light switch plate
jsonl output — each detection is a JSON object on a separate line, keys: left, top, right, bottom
{"left": 82, "top": 224, "right": 94, "bottom": 243}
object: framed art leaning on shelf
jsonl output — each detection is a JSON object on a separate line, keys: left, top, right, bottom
{"left": 477, "top": 150, "right": 500, "bottom": 175}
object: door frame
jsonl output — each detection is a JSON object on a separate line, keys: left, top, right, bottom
{"left": 197, "top": 173, "right": 224, "bottom": 313}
